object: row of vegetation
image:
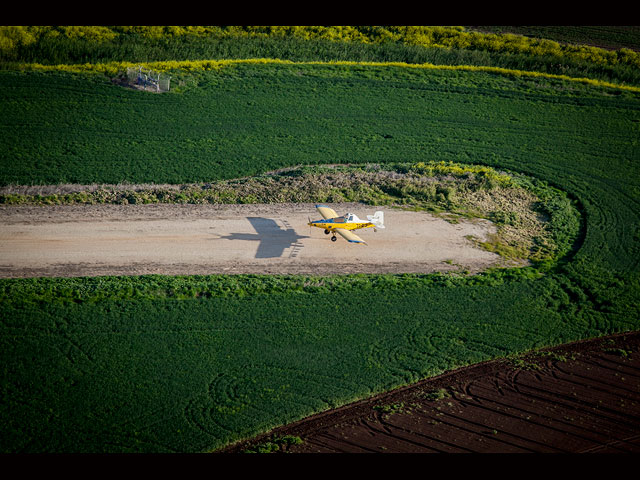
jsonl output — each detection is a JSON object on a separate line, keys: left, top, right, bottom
{"left": 0, "top": 161, "right": 530, "bottom": 208}
{"left": 2, "top": 26, "right": 639, "bottom": 88}
{"left": 11, "top": 57, "right": 640, "bottom": 95}
{"left": 0, "top": 268, "right": 546, "bottom": 306}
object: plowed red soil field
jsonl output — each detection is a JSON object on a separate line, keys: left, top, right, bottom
{"left": 219, "top": 331, "right": 640, "bottom": 453}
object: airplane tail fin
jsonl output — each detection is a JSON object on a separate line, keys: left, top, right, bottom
{"left": 367, "top": 211, "right": 385, "bottom": 229}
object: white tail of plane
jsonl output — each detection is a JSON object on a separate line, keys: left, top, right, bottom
{"left": 367, "top": 211, "right": 385, "bottom": 229}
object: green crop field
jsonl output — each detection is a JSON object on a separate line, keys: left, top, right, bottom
{"left": 1, "top": 62, "right": 638, "bottom": 185}
{"left": 1, "top": 27, "right": 639, "bottom": 453}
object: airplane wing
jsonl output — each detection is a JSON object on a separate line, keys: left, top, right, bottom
{"left": 335, "top": 228, "right": 367, "bottom": 244}
{"left": 316, "top": 204, "right": 339, "bottom": 220}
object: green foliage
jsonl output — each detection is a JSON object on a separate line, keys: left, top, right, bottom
{"left": 244, "top": 442, "right": 280, "bottom": 454}
{"left": 373, "top": 402, "right": 406, "bottom": 414}
{"left": 605, "top": 348, "right": 632, "bottom": 358}
{"left": 2, "top": 26, "right": 640, "bottom": 87}
{"left": 420, "top": 388, "right": 451, "bottom": 401}
{"left": 243, "top": 435, "right": 303, "bottom": 453}
{"left": 0, "top": 269, "right": 546, "bottom": 306}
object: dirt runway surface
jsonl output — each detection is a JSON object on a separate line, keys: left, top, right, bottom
{"left": 220, "top": 332, "right": 640, "bottom": 454}
{"left": 0, "top": 203, "right": 504, "bottom": 278}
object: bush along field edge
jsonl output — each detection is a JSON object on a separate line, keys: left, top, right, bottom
{"left": 6, "top": 58, "right": 640, "bottom": 94}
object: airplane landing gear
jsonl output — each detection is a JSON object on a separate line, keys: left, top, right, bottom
{"left": 324, "top": 229, "right": 331, "bottom": 235}
{"left": 331, "top": 235, "right": 337, "bottom": 242}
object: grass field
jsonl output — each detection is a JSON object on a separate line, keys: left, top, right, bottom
{"left": 1, "top": 275, "right": 592, "bottom": 452}
{"left": 1, "top": 62, "right": 638, "bottom": 185}
{"left": 1, "top": 28, "right": 639, "bottom": 452}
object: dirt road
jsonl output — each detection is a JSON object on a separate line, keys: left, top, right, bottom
{"left": 0, "top": 203, "right": 503, "bottom": 278}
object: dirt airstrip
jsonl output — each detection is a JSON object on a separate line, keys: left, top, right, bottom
{"left": 0, "top": 203, "right": 506, "bottom": 278}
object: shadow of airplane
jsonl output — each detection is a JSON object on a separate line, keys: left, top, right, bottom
{"left": 219, "top": 217, "right": 310, "bottom": 259}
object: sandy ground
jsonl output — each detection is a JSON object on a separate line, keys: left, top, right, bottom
{"left": 0, "top": 203, "right": 504, "bottom": 278}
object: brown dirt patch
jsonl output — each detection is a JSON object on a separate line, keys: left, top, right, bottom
{"left": 218, "top": 331, "right": 640, "bottom": 453}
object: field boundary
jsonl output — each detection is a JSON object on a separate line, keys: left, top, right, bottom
{"left": 8, "top": 58, "right": 640, "bottom": 94}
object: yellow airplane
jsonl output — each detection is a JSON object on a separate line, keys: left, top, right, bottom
{"left": 308, "top": 204, "right": 385, "bottom": 244}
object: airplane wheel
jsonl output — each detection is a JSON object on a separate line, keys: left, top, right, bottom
{"left": 324, "top": 229, "right": 330, "bottom": 235}
{"left": 331, "top": 235, "right": 337, "bottom": 242}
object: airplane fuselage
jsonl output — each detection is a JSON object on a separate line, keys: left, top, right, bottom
{"left": 309, "top": 220, "right": 375, "bottom": 232}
